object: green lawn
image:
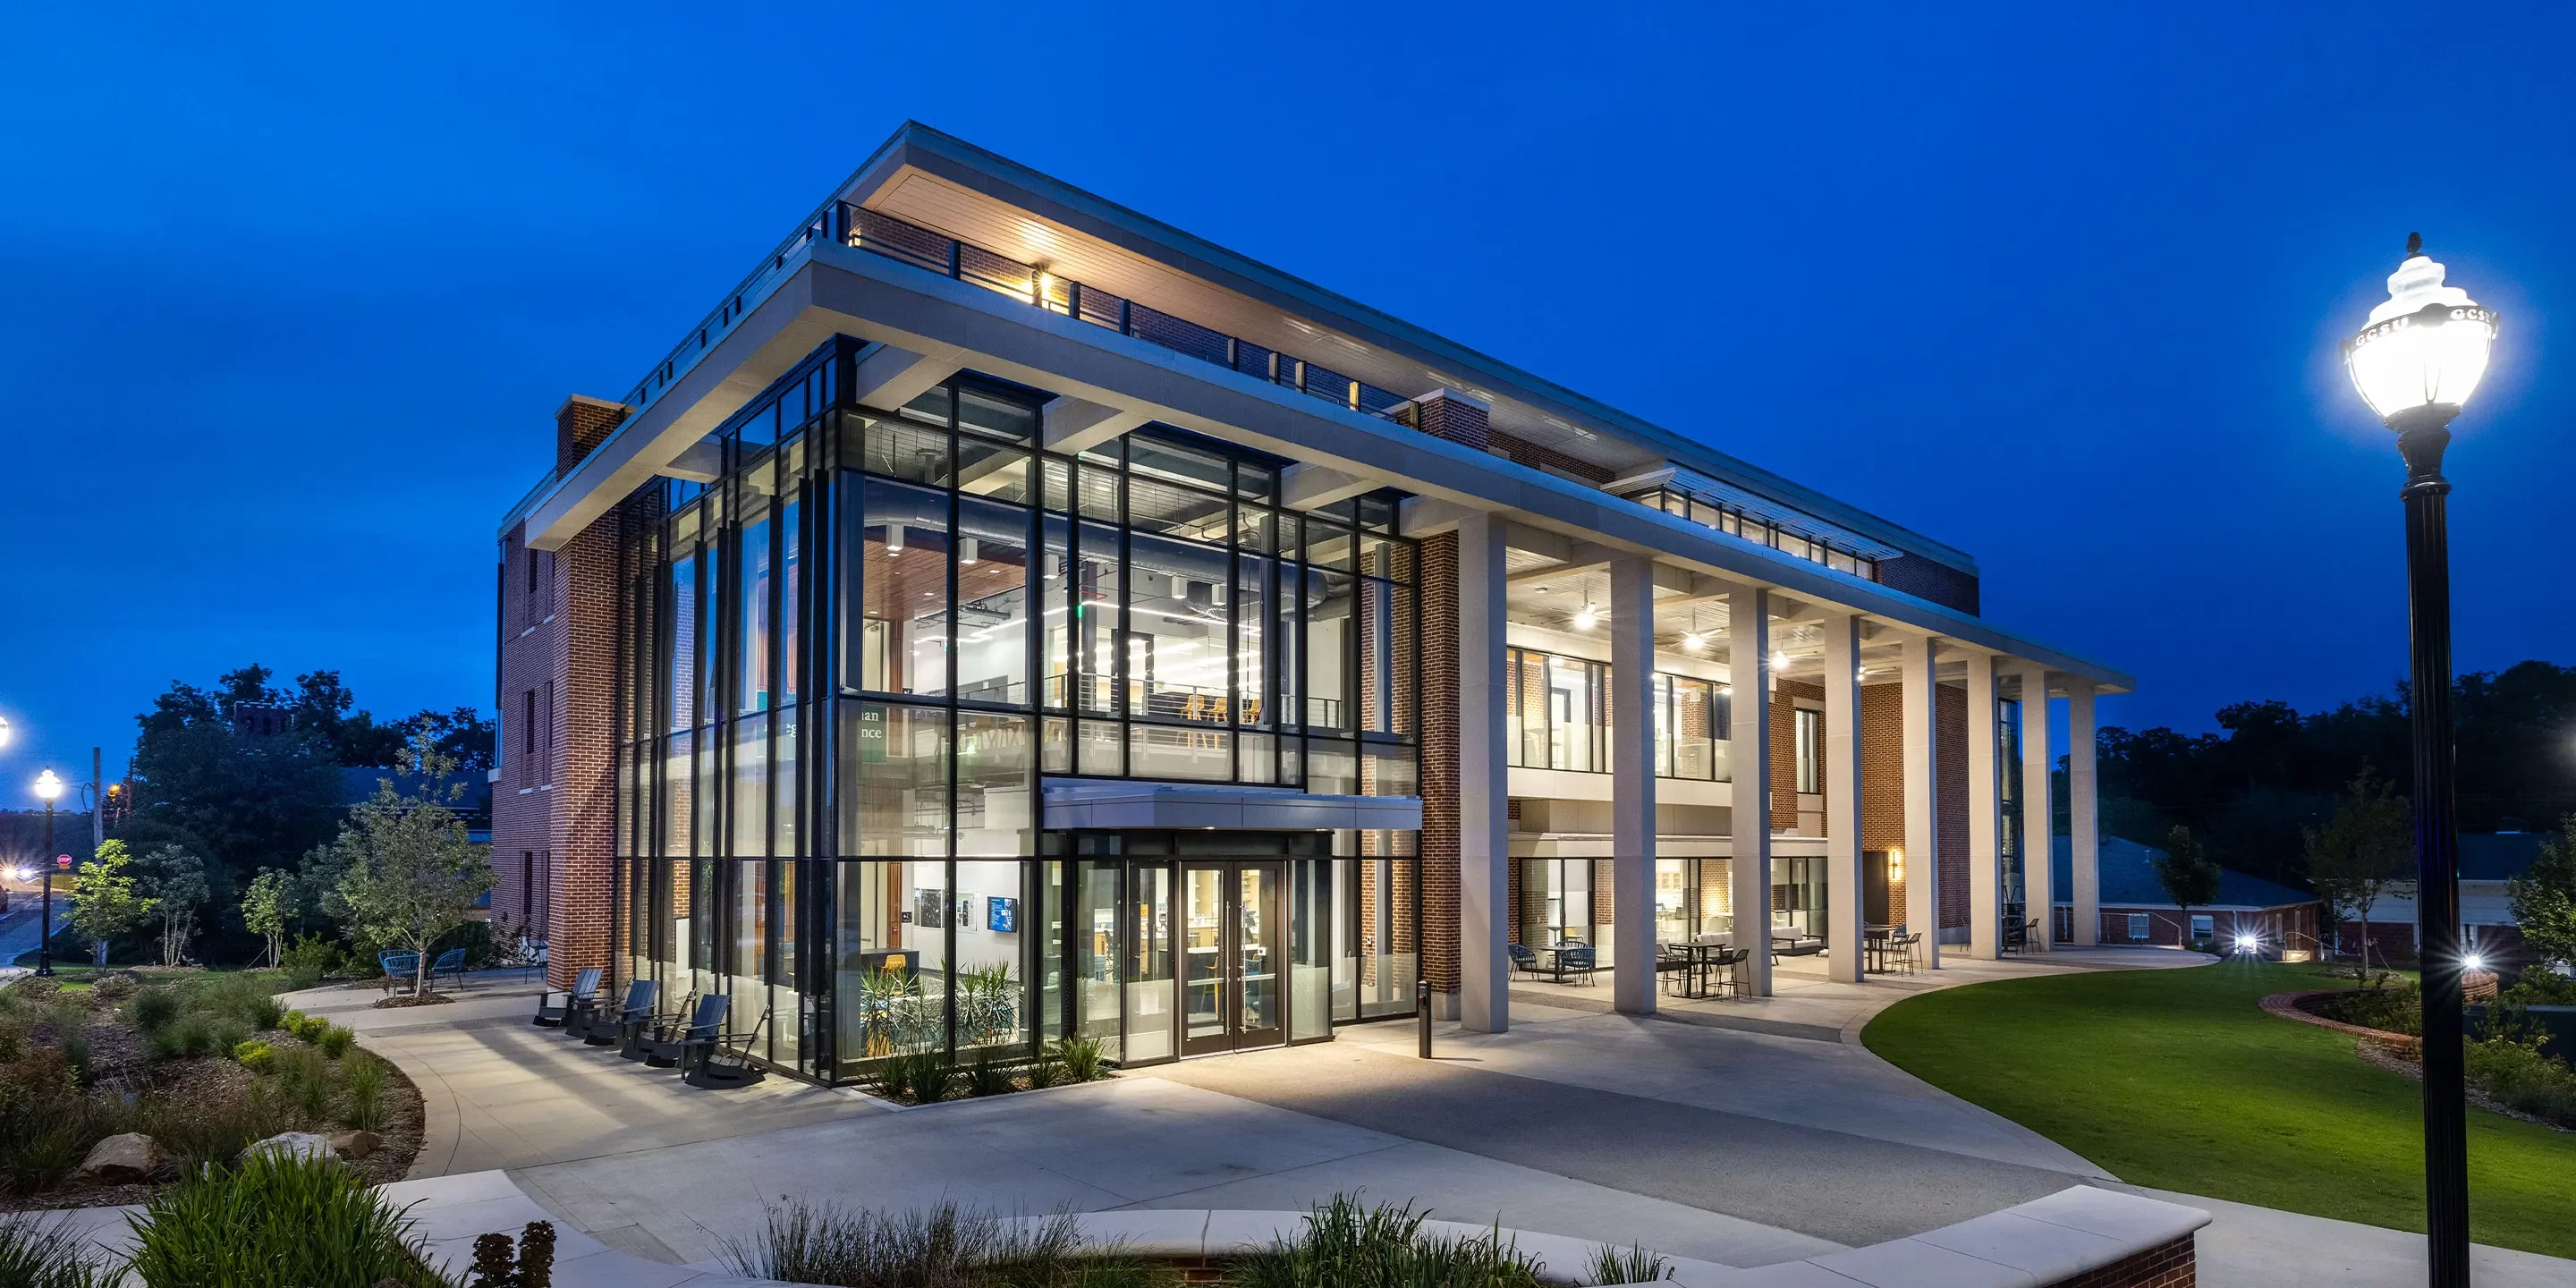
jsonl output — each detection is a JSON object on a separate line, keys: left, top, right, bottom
{"left": 1861, "top": 958, "right": 2576, "bottom": 1259}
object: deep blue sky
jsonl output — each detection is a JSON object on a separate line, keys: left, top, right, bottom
{"left": 3, "top": 3, "right": 2569, "bottom": 794}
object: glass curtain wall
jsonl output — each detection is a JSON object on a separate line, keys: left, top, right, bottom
{"left": 1504, "top": 647, "right": 1729, "bottom": 782}
{"left": 615, "top": 338, "right": 1424, "bottom": 1085}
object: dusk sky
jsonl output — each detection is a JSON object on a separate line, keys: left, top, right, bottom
{"left": 3, "top": 4, "right": 2569, "bottom": 792}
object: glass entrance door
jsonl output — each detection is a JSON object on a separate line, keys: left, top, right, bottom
{"left": 1181, "top": 861, "right": 1284, "bottom": 1056}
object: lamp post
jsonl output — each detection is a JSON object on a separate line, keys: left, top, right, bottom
{"left": 32, "top": 768, "right": 64, "bottom": 977}
{"left": 2343, "top": 233, "right": 2498, "bottom": 1288}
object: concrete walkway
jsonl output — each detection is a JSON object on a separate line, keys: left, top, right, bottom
{"left": 279, "top": 972, "right": 865, "bottom": 1176}
{"left": 284, "top": 955, "right": 2575, "bottom": 1288}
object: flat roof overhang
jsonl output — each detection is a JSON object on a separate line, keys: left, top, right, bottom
{"left": 521, "top": 241, "right": 2132, "bottom": 693}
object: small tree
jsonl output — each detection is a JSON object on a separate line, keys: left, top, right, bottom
{"left": 2508, "top": 814, "right": 2576, "bottom": 973}
{"left": 67, "top": 838, "right": 157, "bottom": 967}
{"left": 242, "top": 868, "right": 295, "bottom": 968}
{"left": 2153, "top": 826, "right": 2221, "bottom": 950}
{"left": 133, "top": 844, "right": 209, "bottom": 968}
{"left": 2308, "top": 767, "right": 2411, "bottom": 979}
{"left": 330, "top": 736, "right": 494, "bottom": 996}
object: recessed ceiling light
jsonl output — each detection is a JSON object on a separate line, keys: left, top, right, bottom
{"left": 1771, "top": 650, "right": 1789, "bottom": 671}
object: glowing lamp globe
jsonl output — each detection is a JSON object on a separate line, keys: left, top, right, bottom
{"left": 2344, "top": 234, "right": 2498, "bottom": 433}
{"left": 33, "top": 769, "right": 64, "bottom": 802}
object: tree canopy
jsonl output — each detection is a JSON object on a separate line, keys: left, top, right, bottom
{"left": 119, "top": 663, "right": 494, "bottom": 964}
{"left": 2509, "top": 818, "right": 2576, "bottom": 972}
{"left": 2090, "top": 660, "right": 2576, "bottom": 887}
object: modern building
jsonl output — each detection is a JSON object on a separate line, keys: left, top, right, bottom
{"left": 492, "top": 123, "right": 2131, "bottom": 1083}
{"left": 2050, "top": 835, "right": 2320, "bottom": 958}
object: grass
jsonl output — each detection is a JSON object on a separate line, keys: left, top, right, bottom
{"left": 1861, "top": 957, "right": 2576, "bottom": 1259}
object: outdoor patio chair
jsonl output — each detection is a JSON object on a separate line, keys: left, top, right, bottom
{"left": 1654, "top": 945, "right": 1695, "bottom": 996}
{"left": 378, "top": 950, "right": 420, "bottom": 995}
{"left": 1507, "top": 943, "right": 1543, "bottom": 980}
{"left": 1556, "top": 944, "right": 1597, "bottom": 986}
{"left": 643, "top": 994, "right": 730, "bottom": 1074}
{"left": 1891, "top": 931, "right": 1922, "bottom": 976}
{"left": 430, "top": 947, "right": 469, "bottom": 992}
{"left": 1707, "top": 947, "right": 1748, "bottom": 999}
{"left": 683, "top": 1012, "right": 769, "bottom": 1089}
{"left": 585, "top": 979, "right": 659, "bottom": 1047}
{"left": 534, "top": 967, "right": 602, "bottom": 1029}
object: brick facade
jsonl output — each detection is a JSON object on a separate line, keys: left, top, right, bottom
{"left": 495, "top": 396, "right": 630, "bottom": 990}
{"left": 1418, "top": 531, "right": 1462, "bottom": 1001}
{"left": 2048, "top": 1234, "right": 2194, "bottom": 1288}
{"left": 1938, "top": 681, "right": 1969, "bottom": 933}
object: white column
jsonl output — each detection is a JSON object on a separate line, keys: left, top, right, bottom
{"left": 1610, "top": 555, "right": 1658, "bottom": 1014}
{"left": 1899, "top": 636, "right": 1942, "bottom": 969}
{"left": 2068, "top": 684, "right": 2100, "bottom": 948}
{"left": 1821, "top": 614, "right": 1865, "bottom": 984}
{"left": 1457, "top": 514, "right": 1511, "bottom": 1031}
{"left": 1966, "top": 655, "right": 2002, "bottom": 960}
{"left": 2017, "top": 664, "right": 2055, "bottom": 953}
{"left": 1728, "top": 588, "right": 1774, "bottom": 996}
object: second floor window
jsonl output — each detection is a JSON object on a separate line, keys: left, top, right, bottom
{"left": 1794, "top": 708, "right": 1822, "bottom": 795}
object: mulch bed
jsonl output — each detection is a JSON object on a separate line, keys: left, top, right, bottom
{"left": 2, "top": 1028, "right": 429, "bottom": 1212}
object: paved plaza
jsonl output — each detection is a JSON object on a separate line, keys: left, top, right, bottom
{"left": 268, "top": 953, "right": 2576, "bottom": 1288}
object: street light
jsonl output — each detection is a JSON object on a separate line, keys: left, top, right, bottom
{"left": 31, "top": 768, "right": 64, "bottom": 978}
{"left": 2343, "top": 233, "right": 2497, "bottom": 1288}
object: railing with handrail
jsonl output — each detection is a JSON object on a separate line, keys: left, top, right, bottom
{"left": 833, "top": 204, "right": 1418, "bottom": 422}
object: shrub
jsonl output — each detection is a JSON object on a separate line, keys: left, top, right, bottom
{"left": 964, "top": 1051, "right": 1016, "bottom": 1097}
{"left": 281, "top": 934, "right": 339, "bottom": 989}
{"left": 125, "top": 1150, "right": 453, "bottom": 1288}
{"left": 1054, "top": 1035, "right": 1107, "bottom": 1083}
{"left": 0, "top": 1055, "right": 102, "bottom": 1197}
{"left": 1024, "top": 1049, "right": 1065, "bottom": 1090}
{"left": 2314, "top": 980, "right": 2421, "bottom": 1037}
{"left": 0, "top": 1209, "right": 116, "bottom": 1288}
{"left": 148, "top": 1014, "right": 220, "bottom": 1062}
{"left": 275, "top": 1046, "right": 335, "bottom": 1119}
{"left": 722, "top": 1199, "right": 1175, "bottom": 1288}
{"left": 1589, "top": 1241, "right": 1673, "bottom": 1285}
{"left": 1225, "top": 1194, "right": 1545, "bottom": 1288}
{"left": 341, "top": 1054, "right": 388, "bottom": 1132}
{"left": 875, "top": 1049, "right": 953, "bottom": 1105}
{"left": 2467, "top": 1033, "right": 2576, "bottom": 1128}
{"left": 234, "top": 1039, "right": 276, "bottom": 1072}
{"left": 90, "top": 971, "right": 141, "bottom": 1002}
{"left": 208, "top": 1018, "right": 253, "bottom": 1059}
{"left": 136, "top": 1082, "right": 291, "bottom": 1173}
{"left": 316, "top": 1024, "right": 356, "bottom": 1059}
{"left": 129, "top": 987, "right": 183, "bottom": 1036}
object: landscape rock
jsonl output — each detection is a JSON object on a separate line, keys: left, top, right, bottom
{"left": 327, "top": 1129, "right": 382, "bottom": 1160}
{"left": 77, "top": 1131, "right": 168, "bottom": 1182}
{"left": 245, "top": 1131, "right": 333, "bottom": 1162}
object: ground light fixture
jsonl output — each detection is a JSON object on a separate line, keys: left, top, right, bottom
{"left": 2342, "top": 232, "right": 2497, "bottom": 1288}
{"left": 31, "top": 767, "right": 64, "bottom": 977}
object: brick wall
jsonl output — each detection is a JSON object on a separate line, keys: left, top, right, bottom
{"left": 1414, "top": 393, "right": 1490, "bottom": 452}
{"left": 1939, "top": 682, "right": 1969, "bottom": 932}
{"left": 492, "top": 397, "right": 630, "bottom": 990}
{"left": 1487, "top": 429, "right": 1612, "bottom": 484}
{"left": 2046, "top": 1234, "right": 2193, "bottom": 1288}
{"left": 1876, "top": 555, "right": 1981, "bottom": 617}
{"left": 1417, "top": 531, "right": 1461, "bottom": 1000}
{"left": 1770, "top": 680, "right": 1819, "bottom": 825}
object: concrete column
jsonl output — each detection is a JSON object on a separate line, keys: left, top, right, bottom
{"left": 2068, "top": 684, "right": 2100, "bottom": 947}
{"left": 1966, "top": 655, "right": 2002, "bottom": 961}
{"left": 1727, "top": 588, "right": 1774, "bottom": 996}
{"left": 1899, "top": 635, "right": 1942, "bottom": 969}
{"left": 1821, "top": 614, "right": 1865, "bottom": 984}
{"left": 1609, "top": 555, "right": 1658, "bottom": 1014}
{"left": 2018, "top": 665, "right": 2055, "bottom": 952}
{"left": 1457, "top": 514, "right": 1511, "bottom": 1031}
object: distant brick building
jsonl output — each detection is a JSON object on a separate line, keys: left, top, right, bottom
{"left": 2052, "top": 835, "right": 2321, "bottom": 957}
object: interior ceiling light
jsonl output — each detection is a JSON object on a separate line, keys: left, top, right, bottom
{"left": 960, "top": 538, "right": 979, "bottom": 566}
{"left": 1573, "top": 603, "right": 1598, "bottom": 630}
{"left": 1682, "top": 632, "right": 1706, "bottom": 651}
{"left": 885, "top": 524, "right": 905, "bottom": 555}
{"left": 1771, "top": 649, "right": 1789, "bottom": 671}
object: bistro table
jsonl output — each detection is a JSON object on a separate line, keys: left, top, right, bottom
{"left": 1862, "top": 926, "right": 1901, "bottom": 973}
{"left": 1674, "top": 939, "right": 1734, "bottom": 998}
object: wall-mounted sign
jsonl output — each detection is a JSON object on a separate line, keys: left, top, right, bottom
{"left": 987, "top": 896, "right": 1018, "bottom": 934}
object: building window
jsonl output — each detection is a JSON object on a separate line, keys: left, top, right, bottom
{"left": 1793, "top": 708, "right": 1822, "bottom": 795}
{"left": 2126, "top": 912, "right": 2148, "bottom": 941}
{"left": 1503, "top": 646, "right": 1728, "bottom": 781}
{"left": 2190, "top": 913, "right": 2214, "bottom": 942}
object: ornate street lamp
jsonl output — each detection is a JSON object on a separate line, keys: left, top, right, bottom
{"left": 2343, "top": 233, "right": 2497, "bottom": 1288}
{"left": 32, "top": 768, "right": 64, "bottom": 978}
